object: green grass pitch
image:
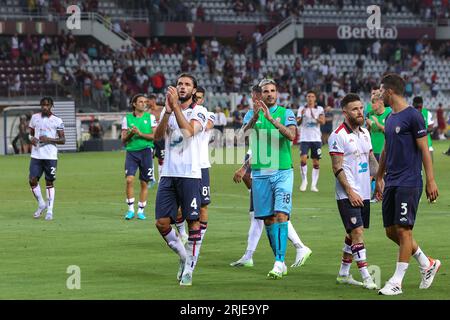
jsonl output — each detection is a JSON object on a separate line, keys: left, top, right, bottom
{"left": 0, "top": 141, "right": 448, "bottom": 300}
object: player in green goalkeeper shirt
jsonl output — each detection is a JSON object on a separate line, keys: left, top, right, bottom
{"left": 365, "top": 89, "right": 391, "bottom": 201}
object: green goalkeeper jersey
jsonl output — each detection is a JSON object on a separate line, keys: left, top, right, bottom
{"left": 368, "top": 107, "right": 391, "bottom": 155}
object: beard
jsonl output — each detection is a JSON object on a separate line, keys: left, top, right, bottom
{"left": 178, "top": 92, "right": 192, "bottom": 103}
{"left": 349, "top": 116, "right": 364, "bottom": 127}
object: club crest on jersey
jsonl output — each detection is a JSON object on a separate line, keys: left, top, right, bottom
{"left": 395, "top": 126, "right": 401, "bottom": 134}
{"left": 197, "top": 113, "right": 206, "bottom": 123}
{"left": 350, "top": 217, "right": 357, "bottom": 224}
{"left": 332, "top": 141, "right": 338, "bottom": 150}
{"left": 144, "top": 120, "right": 148, "bottom": 124}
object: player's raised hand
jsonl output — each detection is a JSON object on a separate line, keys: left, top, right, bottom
{"left": 167, "top": 86, "right": 179, "bottom": 110}
{"left": 131, "top": 125, "right": 140, "bottom": 136}
{"left": 259, "top": 100, "right": 273, "bottom": 121}
{"left": 426, "top": 179, "right": 438, "bottom": 202}
{"left": 164, "top": 91, "right": 173, "bottom": 113}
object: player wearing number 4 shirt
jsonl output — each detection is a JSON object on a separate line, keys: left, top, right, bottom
{"left": 153, "top": 74, "right": 209, "bottom": 286}
{"left": 328, "top": 93, "right": 379, "bottom": 290}
{"left": 375, "top": 74, "right": 440, "bottom": 296}
{"left": 28, "top": 97, "right": 66, "bottom": 221}
{"left": 121, "top": 94, "right": 157, "bottom": 220}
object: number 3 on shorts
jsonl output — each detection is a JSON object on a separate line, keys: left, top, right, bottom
{"left": 400, "top": 202, "right": 408, "bottom": 215}
{"left": 191, "top": 198, "right": 198, "bottom": 210}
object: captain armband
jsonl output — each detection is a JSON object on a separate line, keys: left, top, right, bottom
{"left": 334, "top": 168, "right": 344, "bottom": 178}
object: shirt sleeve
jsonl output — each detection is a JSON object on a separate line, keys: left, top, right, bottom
{"left": 411, "top": 110, "right": 427, "bottom": 139}
{"left": 150, "top": 114, "right": 157, "bottom": 128}
{"left": 121, "top": 116, "right": 127, "bottom": 130}
{"left": 243, "top": 110, "right": 254, "bottom": 125}
{"left": 284, "top": 109, "right": 297, "bottom": 127}
{"left": 207, "top": 112, "right": 215, "bottom": 125}
{"left": 427, "top": 111, "right": 434, "bottom": 126}
{"left": 297, "top": 107, "right": 303, "bottom": 118}
{"left": 191, "top": 107, "right": 208, "bottom": 130}
{"left": 318, "top": 106, "right": 325, "bottom": 116}
{"left": 328, "top": 132, "right": 344, "bottom": 155}
{"left": 56, "top": 118, "right": 64, "bottom": 130}
{"left": 29, "top": 115, "right": 35, "bottom": 130}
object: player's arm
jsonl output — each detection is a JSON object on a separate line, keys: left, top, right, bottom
{"left": 131, "top": 127, "right": 154, "bottom": 141}
{"left": 331, "top": 154, "right": 364, "bottom": 207}
{"left": 368, "top": 150, "right": 379, "bottom": 177}
{"left": 154, "top": 96, "right": 173, "bottom": 141}
{"left": 242, "top": 109, "right": 259, "bottom": 133}
{"left": 233, "top": 152, "right": 252, "bottom": 184}
{"left": 313, "top": 112, "right": 326, "bottom": 125}
{"left": 416, "top": 136, "right": 438, "bottom": 202}
{"left": 373, "top": 117, "right": 385, "bottom": 132}
{"left": 40, "top": 129, "right": 65, "bottom": 145}
{"left": 258, "top": 101, "right": 296, "bottom": 141}
{"left": 296, "top": 108, "right": 304, "bottom": 125}
{"left": 374, "top": 148, "right": 386, "bottom": 200}
{"left": 28, "top": 127, "right": 38, "bottom": 146}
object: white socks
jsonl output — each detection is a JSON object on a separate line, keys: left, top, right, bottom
{"left": 246, "top": 211, "right": 264, "bottom": 253}
{"left": 312, "top": 168, "right": 320, "bottom": 188}
{"left": 126, "top": 198, "right": 135, "bottom": 212}
{"left": 390, "top": 262, "right": 409, "bottom": 285}
{"left": 137, "top": 201, "right": 146, "bottom": 214}
{"left": 163, "top": 227, "right": 187, "bottom": 261}
{"left": 31, "top": 185, "right": 46, "bottom": 208}
{"left": 288, "top": 221, "right": 305, "bottom": 249}
{"left": 184, "top": 229, "right": 202, "bottom": 274}
{"left": 176, "top": 220, "right": 187, "bottom": 239}
{"left": 413, "top": 247, "right": 430, "bottom": 269}
{"left": 339, "top": 257, "right": 352, "bottom": 277}
{"left": 300, "top": 165, "right": 307, "bottom": 183}
{"left": 46, "top": 187, "right": 55, "bottom": 214}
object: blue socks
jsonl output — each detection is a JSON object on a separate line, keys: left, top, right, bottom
{"left": 265, "top": 222, "right": 288, "bottom": 262}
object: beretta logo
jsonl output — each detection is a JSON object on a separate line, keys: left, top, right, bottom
{"left": 337, "top": 25, "right": 398, "bottom": 39}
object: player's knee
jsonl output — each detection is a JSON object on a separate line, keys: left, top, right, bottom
{"left": 126, "top": 176, "right": 134, "bottom": 184}
{"left": 395, "top": 226, "right": 412, "bottom": 239}
{"left": 45, "top": 180, "right": 54, "bottom": 188}
{"left": 29, "top": 177, "right": 38, "bottom": 187}
{"left": 155, "top": 219, "right": 169, "bottom": 232}
{"left": 313, "top": 164, "right": 320, "bottom": 169}
{"left": 300, "top": 160, "right": 307, "bottom": 167}
{"left": 351, "top": 228, "right": 364, "bottom": 242}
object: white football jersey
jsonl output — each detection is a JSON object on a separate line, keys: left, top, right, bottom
{"left": 328, "top": 122, "right": 373, "bottom": 201}
{"left": 161, "top": 105, "right": 208, "bottom": 178}
{"left": 199, "top": 111, "right": 215, "bottom": 169}
{"left": 29, "top": 113, "right": 64, "bottom": 160}
{"left": 297, "top": 105, "right": 324, "bottom": 142}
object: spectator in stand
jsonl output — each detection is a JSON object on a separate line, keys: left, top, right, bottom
{"left": 89, "top": 119, "right": 103, "bottom": 140}
{"left": 151, "top": 71, "right": 165, "bottom": 94}
{"left": 197, "top": 4, "right": 205, "bottom": 22}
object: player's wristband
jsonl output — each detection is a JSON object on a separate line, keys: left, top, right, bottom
{"left": 164, "top": 112, "right": 172, "bottom": 116}
{"left": 334, "top": 168, "right": 344, "bottom": 177}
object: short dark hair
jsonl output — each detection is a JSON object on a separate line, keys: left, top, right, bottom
{"left": 147, "top": 94, "right": 157, "bottom": 100}
{"left": 196, "top": 86, "right": 205, "bottom": 94}
{"left": 306, "top": 90, "right": 317, "bottom": 98}
{"left": 371, "top": 85, "right": 380, "bottom": 91}
{"left": 40, "top": 96, "right": 54, "bottom": 106}
{"left": 177, "top": 73, "right": 198, "bottom": 88}
{"left": 412, "top": 96, "right": 423, "bottom": 108}
{"left": 251, "top": 85, "right": 261, "bottom": 94}
{"left": 340, "top": 93, "right": 361, "bottom": 108}
{"left": 381, "top": 73, "right": 405, "bottom": 96}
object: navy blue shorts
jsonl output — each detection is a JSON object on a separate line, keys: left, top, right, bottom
{"left": 153, "top": 139, "right": 165, "bottom": 161}
{"left": 200, "top": 168, "right": 211, "bottom": 206}
{"left": 337, "top": 199, "right": 370, "bottom": 234}
{"left": 382, "top": 186, "right": 422, "bottom": 228}
{"left": 155, "top": 177, "right": 202, "bottom": 223}
{"left": 300, "top": 141, "right": 322, "bottom": 159}
{"left": 125, "top": 148, "right": 153, "bottom": 182}
{"left": 29, "top": 158, "right": 58, "bottom": 181}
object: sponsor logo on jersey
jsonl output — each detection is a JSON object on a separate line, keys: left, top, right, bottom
{"left": 198, "top": 113, "right": 206, "bottom": 122}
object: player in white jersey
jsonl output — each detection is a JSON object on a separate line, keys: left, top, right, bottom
{"left": 153, "top": 73, "right": 208, "bottom": 286}
{"left": 328, "top": 93, "right": 379, "bottom": 290}
{"left": 174, "top": 87, "right": 215, "bottom": 245}
{"left": 297, "top": 91, "right": 325, "bottom": 192}
{"left": 28, "top": 97, "right": 66, "bottom": 221}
